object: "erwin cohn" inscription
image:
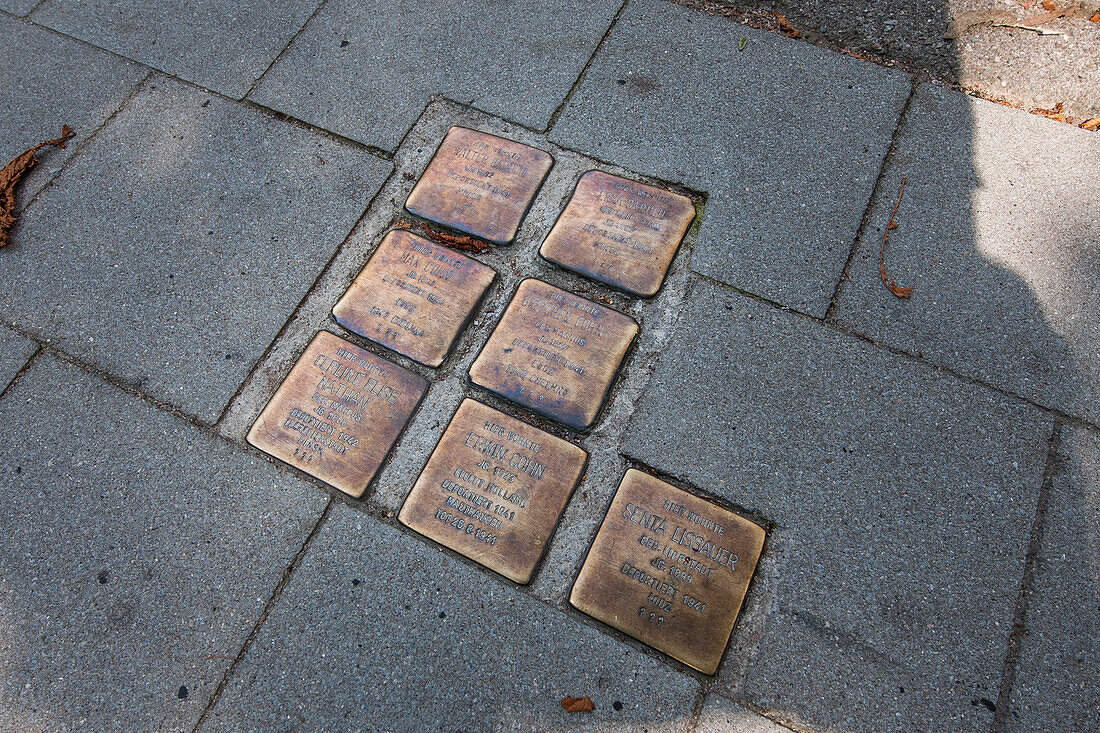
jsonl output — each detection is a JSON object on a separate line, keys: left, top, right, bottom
{"left": 399, "top": 399, "right": 587, "bottom": 584}
{"left": 540, "top": 171, "right": 695, "bottom": 297}
{"left": 333, "top": 229, "right": 496, "bottom": 367}
{"left": 570, "top": 469, "right": 765, "bottom": 674}
{"left": 247, "top": 331, "right": 427, "bottom": 498}
{"left": 405, "top": 127, "right": 553, "bottom": 245}
{"left": 468, "top": 279, "right": 638, "bottom": 431}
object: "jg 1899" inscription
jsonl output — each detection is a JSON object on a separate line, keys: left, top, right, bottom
{"left": 399, "top": 398, "right": 587, "bottom": 584}
{"left": 570, "top": 469, "right": 765, "bottom": 674}
{"left": 247, "top": 331, "right": 427, "bottom": 498}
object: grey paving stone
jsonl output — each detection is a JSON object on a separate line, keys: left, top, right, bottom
{"left": 0, "top": 14, "right": 146, "bottom": 208}
{"left": 249, "top": 0, "right": 621, "bottom": 151}
{"left": 1006, "top": 424, "right": 1100, "bottom": 732}
{"left": 623, "top": 281, "right": 1051, "bottom": 732}
{"left": 0, "top": 0, "right": 40, "bottom": 17}
{"left": 549, "top": 0, "right": 911, "bottom": 317}
{"left": 31, "top": 0, "right": 321, "bottom": 97}
{"left": 835, "top": 84, "right": 1100, "bottom": 426}
{"left": 0, "top": 78, "right": 390, "bottom": 423}
{"left": 0, "top": 325, "right": 36, "bottom": 391}
{"left": 0, "top": 355, "right": 328, "bottom": 732}
{"left": 204, "top": 504, "right": 700, "bottom": 733}
{"left": 694, "top": 694, "right": 790, "bottom": 732}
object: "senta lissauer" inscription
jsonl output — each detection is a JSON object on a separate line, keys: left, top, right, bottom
{"left": 405, "top": 127, "right": 553, "bottom": 245}
{"left": 570, "top": 469, "right": 765, "bottom": 674}
{"left": 468, "top": 279, "right": 638, "bottom": 431}
{"left": 540, "top": 170, "right": 695, "bottom": 297}
{"left": 333, "top": 229, "right": 496, "bottom": 367}
{"left": 399, "top": 398, "right": 586, "bottom": 584}
{"left": 247, "top": 331, "right": 427, "bottom": 498}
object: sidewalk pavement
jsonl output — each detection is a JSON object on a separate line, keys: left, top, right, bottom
{"left": 1, "top": 0, "right": 1096, "bottom": 731}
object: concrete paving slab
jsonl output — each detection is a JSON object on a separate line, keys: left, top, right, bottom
{"left": 0, "top": 0, "right": 41, "bottom": 18}
{"left": 0, "top": 77, "right": 391, "bottom": 424}
{"left": 0, "top": 14, "right": 146, "bottom": 208}
{"left": 622, "top": 281, "right": 1051, "bottom": 731}
{"left": 1005, "top": 424, "right": 1100, "bottom": 732}
{"left": 0, "top": 325, "right": 36, "bottom": 391}
{"left": 695, "top": 695, "right": 789, "bottom": 732}
{"left": 31, "top": 0, "right": 322, "bottom": 97}
{"left": 249, "top": 0, "right": 621, "bottom": 151}
{"left": 835, "top": 84, "right": 1100, "bottom": 426}
{"left": 549, "top": 0, "right": 911, "bottom": 317}
{"left": 0, "top": 355, "right": 328, "bottom": 732}
{"left": 204, "top": 504, "right": 701, "bottom": 733}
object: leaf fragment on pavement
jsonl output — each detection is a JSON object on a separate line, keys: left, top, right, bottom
{"left": 879, "top": 177, "right": 912, "bottom": 299}
{"left": 0, "top": 125, "right": 74, "bottom": 248}
{"left": 1082, "top": 117, "right": 1100, "bottom": 130}
{"left": 561, "top": 696, "right": 596, "bottom": 713}
{"left": 738, "top": 36, "right": 748, "bottom": 50}
{"left": 773, "top": 12, "right": 799, "bottom": 37}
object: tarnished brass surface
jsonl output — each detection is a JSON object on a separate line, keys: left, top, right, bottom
{"left": 247, "top": 331, "right": 427, "bottom": 498}
{"left": 468, "top": 279, "right": 638, "bottom": 431}
{"left": 540, "top": 170, "right": 695, "bottom": 297}
{"left": 399, "top": 398, "right": 587, "bottom": 584}
{"left": 570, "top": 469, "right": 765, "bottom": 674}
{"left": 333, "top": 229, "right": 496, "bottom": 367}
{"left": 405, "top": 127, "right": 553, "bottom": 245}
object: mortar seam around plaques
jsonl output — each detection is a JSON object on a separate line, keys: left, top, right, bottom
{"left": 990, "top": 419, "right": 1063, "bottom": 733}
{"left": 691, "top": 271, "right": 1096, "bottom": 432}
{"left": 544, "top": 0, "right": 632, "bottom": 133}
{"left": 16, "top": 70, "right": 153, "bottom": 216}
{"left": 242, "top": 0, "right": 331, "bottom": 102}
{"left": 824, "top": 81, "right": 918, "bottom": 322}
{"left": 192, "top": 498, "right": 335, "bottom": 733}
{"left": 213, "top": 162, "right": 400, "bottom": 430}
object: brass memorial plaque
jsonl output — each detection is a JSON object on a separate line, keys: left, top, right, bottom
{"left": 540, "top": 170, "right": 695, "bottom": 297}
{"left": 247, "top": 331, "right": 428, "bottom": 498}
{"left": 468, "top": 279, "right": 638, "bottom": 431}
{"left": 405, "top": 127, "right": 553, "bottom": 245}
{"left": 333, "top": 229, "right": 496, "bottom": 367}
{"left": 399, "top": 398, "right": 587, "bottom": 584}
{"left": 570, "top": 469, "right": 765, "bottom": 674}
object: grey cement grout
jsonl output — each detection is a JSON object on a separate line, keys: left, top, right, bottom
{"left": 242, "top": 0, "right": 331, "bottom": 101}
{"left": 0, "top": 342, "right": 42, "bottom": 402}
{"left": 990, "top": 419, "right": 1064, "bottom": 733}
{"left": 824, "top": 81, "right": 918, "bottom": 321}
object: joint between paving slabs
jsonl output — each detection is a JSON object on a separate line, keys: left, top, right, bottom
{"left": 0, "top": 340, "right": 43, "bottom": 403}
{"left": 990, "top": 419, "right": 1063, "bottom": 733}
{"left": 192, "top": 498, "right": 336, "bottom": 732}
{"left": 824, "top": 80, "right": 918, "bottom": 322}
{"left": 242, "top": 0, "right": 333, "bottom": 102}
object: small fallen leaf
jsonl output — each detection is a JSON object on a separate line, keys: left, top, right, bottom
{"left": 773, "top": 12, "right": 799, "bottom": 37}
{"left": 1091, "top": 12, "right": 1100, "bottom": 21}
{"left": 417, "top": 224, "right": 490, "bottom": 253}
{"left": 1041, "top": 0, "right": 1056, "bottom": 10}
{"left": 879, "top": 177, "right": 912, "bottom": 299}
{"left": 1032, "top": 102, "right": 1067, "bottom": 121}
{"left": 561, "top": 696, "right": 596, "bottom": 713}
{"left": 1, "top": 125, "right": 74, "bottom": 249}
{"left": 738, "top": 36, "right": 748, "bottom": 50}
{"left": 1081, "top": 117, "right": 1100, "bottom": 130}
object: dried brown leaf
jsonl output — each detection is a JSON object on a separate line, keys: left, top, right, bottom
{"left": 1031, "top": 102, "right": 1065, "bottom": 118}
{"left": 1, "top": 125, "right": 74, "bottom": 248}
{"left": 1091, "top": 11, "right": 1100, "bottom": 21}
{"left": 773, "top": 12, "right": 799, "bottom": 37}
{"left": 1042, "top": 0, "right": 1057, "bottom": 10}
{"left": 418, "top": 225, "right": 490, "bottom": 254}
{"left": 879, "top": 177, "right": 912, "bottom": 299}
{"left": 1081, "top": 117, "right": 1100, "bottom": 130}
{"left": 561, "top": 696, "right": 596, "bottom": 713}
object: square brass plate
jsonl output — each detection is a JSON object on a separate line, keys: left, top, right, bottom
{"left": 399, "top": 398, "right": 587, "bottom": 584}
{"left": 333, "top": 229, "right": 496, "bottom": 367}
{"left": 405, "top": 127, "right": 553, "bottom": 245}
{"left": 540, "top": 170, "right": 695, "bottom": 297}
{"left": 570, "top": 469, "right": 765, "bottom": 674}
{"left": 247, "top": 331, "right": 428, "bottom": 498}
{"left": 468, "top": 278, "right": 638, "bottom": 431}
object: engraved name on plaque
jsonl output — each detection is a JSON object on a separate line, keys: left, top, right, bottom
{"left": 247, "top": 331, "right": 428, "bottom": 498}
{"left": 405, "top": 127, "right": 553, "bottom": 245}
{"left": 333, "top": 229, "right": 496, "bottom": 367}
{"left": 468, "top": 279, "right": 638, "bottom": 431}
{"left": 540, "top": 170, "right": 695, "bottom": 297}
{"left": 570, "top": 469, "right": 765, "bottom": 674}
{"left": 399, "top": 398, "right": 587, "bottom": 584}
